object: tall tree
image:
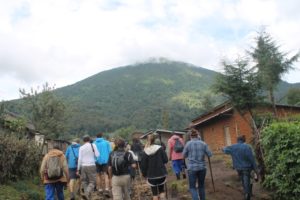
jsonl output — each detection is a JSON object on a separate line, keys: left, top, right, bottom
{"left": 213, "top": 58, "right": 266, "bottom": 179}
{"left": 19, "top": 83, "right": 66, "bottom": 139}
{"left": 213, "top": 58, "right": 262, "bottom": 113}
{"left": 249, "top": 31, "right": 299, "bottom": 116}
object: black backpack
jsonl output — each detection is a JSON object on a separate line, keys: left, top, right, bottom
{"left": 111, "top": 151, "right": 127, "bottom": 175}
{"left": 174, "top": 138, "right": 184, "bottom": 153}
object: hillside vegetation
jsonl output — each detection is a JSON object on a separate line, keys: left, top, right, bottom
{"left": 4, "top": 60, "right": 300, "bottom": 138}
{"left": 55, "top": 60, "right": 218, "bottom": 136}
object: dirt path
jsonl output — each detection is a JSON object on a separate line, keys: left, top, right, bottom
{"left": 203, "top": 155, "right": 271, "bottom": 200}
{"left": 80, "top": 155, "right": 271, "bottom": 200}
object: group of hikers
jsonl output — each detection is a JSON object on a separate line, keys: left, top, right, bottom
{"left": 40, "top": 129, "right": 258, "bottom": 200}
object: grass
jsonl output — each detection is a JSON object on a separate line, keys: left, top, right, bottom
{"left": 0, "top": 177, "right": 70, "bottom": 200}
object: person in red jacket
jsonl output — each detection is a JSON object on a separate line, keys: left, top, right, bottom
{"left": 167, "top": 132, "right": 185, "bottom": 180}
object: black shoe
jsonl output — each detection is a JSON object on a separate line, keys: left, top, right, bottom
{"left": 245, "top": 193, "right": 251, "bottom": 200}
{"left": 182, "top": 173, "right": 186, "bottom": 179}
{"left": 176, "top": 174, "right": 180, "bottom": 180}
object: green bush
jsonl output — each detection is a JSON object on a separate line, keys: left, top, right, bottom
{"left": 0, "top": 132, "right": 41, "bottom": 183}
{"left": 261, "top": 121, "right": 300, "bottom": 200}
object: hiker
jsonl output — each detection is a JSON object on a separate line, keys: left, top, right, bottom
{"left": 183, "top": 129, "right": 212, "bottom": 200}
{"left": 223, "top": 135, "right": 258, "bottom": 200}
{"left": 93, "top": 132, "right": 112, "bottom": 196}
{"left": 131, "top": 136, "right": 144, "bottom": 179}
{"left": 126, "top": 143, "right": 139, "bottom": 180}
{"left": 65, "top": 138, "right": 81, "bottom": 200}
{"left": 40, "top": 144, "right": 69, "bottom": 200}
{"left": 76, "top": 135, "right": 100, "bottom": 200}
{"left": 167, "top": 131, "right": 185, "bottom": 180}
{"left": 110, "top": 137, "right": 116, "bottom": 151}
{"left": 131, "top": 136, "right": 144, "bottom": 161}
{"left": 141, "top": 133, "right": 168, "bottom": 200}
{"left": 108, "top": 138, "right": 136, "bottom": 200}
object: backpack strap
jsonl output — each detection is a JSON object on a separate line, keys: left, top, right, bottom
{"left": 90, "top": 143, "right": 96, "bottom": 157}
{"left": 71, "top": 147, "right": 78, "bottom": 160}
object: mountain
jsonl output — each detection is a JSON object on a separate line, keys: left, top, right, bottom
{"left": 5, "top": 59, "right": 300, "bottom": 137}
{"left": 55, "top": 60, "right": 219, "bottom": 135}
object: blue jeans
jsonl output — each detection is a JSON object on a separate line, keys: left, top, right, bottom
{"left": 188, "top": 169, "right": 206, "bottom": 200}
{"left": 45, "top": 182, "right": 65, "bottom": 200}
{"left": 172, "top": 159, "right": 183, "bottom": 176}
{"left": 238, "top": 170, "right": 251, "bottom": 199}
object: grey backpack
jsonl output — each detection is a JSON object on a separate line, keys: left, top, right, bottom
{"left": 46, "top": 156, "right": 63, "bottom": 180}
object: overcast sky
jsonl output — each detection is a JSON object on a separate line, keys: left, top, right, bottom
{"left": 1, "top": 0, "right": 299, "bottom": 101}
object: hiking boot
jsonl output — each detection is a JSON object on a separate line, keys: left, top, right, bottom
{"left": 245, "top": 193, "right": 251, "bottom": 200}
{"left": 81, "top": 194, "right": 88, "bottom": 200}
{"left": 182, "top": 173, "right": 186, "bottom": 179}
{"left": 176, "top": 174, "right": 180, "bottom": 180}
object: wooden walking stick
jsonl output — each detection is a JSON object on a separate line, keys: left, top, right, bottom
{"left": 207, "top": 156, "right": 216, "bottom": 192}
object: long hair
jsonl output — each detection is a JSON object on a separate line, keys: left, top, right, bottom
{"left": 145, "top": 133, "right": 155, "bottom": 148}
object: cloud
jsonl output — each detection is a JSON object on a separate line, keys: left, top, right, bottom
{"left": 0, "top": 0, "right": 299, "bottom": 101}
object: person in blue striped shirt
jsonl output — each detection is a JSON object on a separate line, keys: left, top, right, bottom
{"left": 183, "top": 129, "right": 212, "bottom": 200}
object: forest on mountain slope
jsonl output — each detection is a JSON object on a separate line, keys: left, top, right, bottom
{"left": 3, "top": 60, "right": 300, "bottom": 138}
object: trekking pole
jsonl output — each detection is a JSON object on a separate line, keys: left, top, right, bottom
{"left": 207, "top": 156, "right": 216, "bottom": 192}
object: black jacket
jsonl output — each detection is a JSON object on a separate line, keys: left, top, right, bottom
{"left": 141, "top": 145, "right": 168, "bottom": 178}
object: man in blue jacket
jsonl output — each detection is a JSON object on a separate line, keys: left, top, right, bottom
{"left": 65, "top": 138, "right": 81, "bottom": 200}
{"left": 93, "top": 132, "right": 112, "bottom": 195}
{"left": 223, "top": 135, "right": 258, "bottom": 200}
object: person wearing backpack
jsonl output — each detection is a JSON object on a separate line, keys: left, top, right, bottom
{"left": 93, "top": 132, "right": 112, "bottom": 196}
{"left": 183, "top": 129, "right": 212, "bottom": 200}
{"left": 108, "top": 138, "right": 136, "bottom": 200}
{"left": 141, "top": 134, "right": 168, "bottom": 200}
{"left": 76, "top": 135, "right": 99, "bottom": 200}
{"left": 167, "top": 132, "right": 185, "bottom": 180}
{"left": 65, "top": 138, "right": 81, "bottom": 200}
{"left": 40, "top": 144, "right": 69, "bottom": 200}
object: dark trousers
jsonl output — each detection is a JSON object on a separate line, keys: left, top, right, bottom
{"left": 237, "top": 170, "right": 252, "bottom": 200}
{"left": 188, "top": 169, "right": 206, "bottom": 200}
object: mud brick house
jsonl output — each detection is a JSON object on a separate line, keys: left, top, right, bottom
{"left": 190, "top": 102, "right": 300, "bottom": 152}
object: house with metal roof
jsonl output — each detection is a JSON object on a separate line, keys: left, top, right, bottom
{"left": 189, "top": 102, "right": 300, "bottom": 152}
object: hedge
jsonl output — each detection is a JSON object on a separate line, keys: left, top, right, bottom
{"left": 261, "top": 121, "right": 300, "bottom": 200}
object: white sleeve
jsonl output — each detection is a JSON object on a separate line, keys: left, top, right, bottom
{"left": 77, "top": 147, "right": 82, "bottom": 170}
{"left": 93, "top": 144, "right": 100, "bottom": 157}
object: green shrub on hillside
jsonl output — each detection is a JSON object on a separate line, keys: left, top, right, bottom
{"left": 0, "top": 132, "right": 41, "bottom": 183}
{"left": 261, "top": 121, "right": 300, "bottom": 200}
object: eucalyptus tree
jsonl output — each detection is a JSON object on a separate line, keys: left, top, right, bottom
{"left": 249, "top": 31, "right": 299, "bottom": 116}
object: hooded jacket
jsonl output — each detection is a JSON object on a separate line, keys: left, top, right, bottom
{"left": 168, "top": 135, "right": 184, "bottom": 160}
{"left": 141, "top": 145, "right": 168, "bottom": 179}
{"left": 40, "top": 149, "right": 68, "bottom": 184}
{"left": 65, "top": 143, "right": 80, "bottom": 169}
{"left": 93, "top": 138, "right": 112, "bottom": 164}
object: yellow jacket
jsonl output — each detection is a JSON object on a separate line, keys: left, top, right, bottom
{"left": 40, "top": 149, "right": 69, "bottom": 184}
